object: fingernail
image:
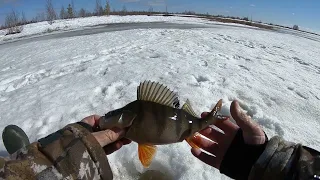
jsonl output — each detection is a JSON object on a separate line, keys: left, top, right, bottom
{"left": 235, "top": 101, "right": 242, "bottom": 111}
{"left": 204, "top": 128, "right": 212, "bottom": 134}
{"left": 117, "top": 129, "right": 125, "bottom": 137}
{"left": 191, "top": 148, "right": 201, "bottom": 155}
{"left": 193, "top": 132, "right": 202, "bottom": 139}
{"left": 192, "top": 134, "right": 202, "bottom": 145}
{"left": 116, "top": 142, "right": 123, "bottom": 149}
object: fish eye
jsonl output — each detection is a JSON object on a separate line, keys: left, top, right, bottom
{"left": 105, "top": 109, "right": 122, "bottom": 118}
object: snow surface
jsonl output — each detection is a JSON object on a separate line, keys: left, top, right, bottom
{"left": 0, "top": 18, "right": 320, "bottom": 180}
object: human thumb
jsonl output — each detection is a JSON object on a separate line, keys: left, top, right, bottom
{"left": 92, "top": 128, "right": 125, "bottom": 147}
{"left": 230, "top": 100, "right": 266, "bottom": 145}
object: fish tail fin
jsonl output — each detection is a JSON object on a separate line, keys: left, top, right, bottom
{"left": 207, "top": 99, "right": 230, "bottom": 123}
{"left": 185, "top": 100, "right": 229, "bottom": 149}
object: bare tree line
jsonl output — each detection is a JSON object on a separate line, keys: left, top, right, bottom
{"left": 2, "top": 0, "right": 163, "bottom": 35}
{"left": 0, "top": 3, "right": 166, "bottom": 35}
{"left": 46, "top": 0, "right": 57, "bottom": 25}
{"left": 4, "top": 10, "right": 25, "bottom": 34}
{"left": 2, "top": 0, "right": 113, "bottom": 34}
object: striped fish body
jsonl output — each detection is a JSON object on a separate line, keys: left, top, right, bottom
{"left": 124, "top": 100, "right": 200, "bottom": 145}
{"left": 98, "top": 81, "right": 227, "bottom": 168}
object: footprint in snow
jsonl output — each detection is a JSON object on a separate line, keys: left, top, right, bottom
{"left": 197, "top": 76, "right": 208, "bottom": 83}
{"left": 287, "top": 86, "right": 294, "bottom": 91}
{"left": 198, "top": 60, "right": 208, "bottom": 67}
{"left": 99, "top": 67, "right": 109, "bottom": 76}
{"left": 293, "top": 57, "right": 310, "bottom": 66}
{"left": 287, "top": 86, "right": 309, "bottom": 100}
{"left": 98, "top": 63, "right": 127, "bottom": 76}
{"left": 295, "top": 91, "right": 309, "bottom": 100}
{"left": 203, "top": 61, "right": 208, "bottom": 67}
{"left": 4, "top": 69, "right": 51, "bottom": 92}
{"left": 100, "top": 81, "right": 126, "bottom": 99}
{"left": 260, "top": 45, "right": 267, "bottom": 49}
{"left": 1, "top": 66, "right": 13, "bottom": 72}
{"left": 194, "top": 75, "right": 209, "bottom": 83}
{"left": 149, "top": 54, "right": 161, "bottom": 59}
{"left": 93, "top": 86, "right": 107, "bottom": 97}
{"left": 238, "top": 65, "right": 249, "bottom": 71}
{"left": 0, "top": 95, "right": 8, "bottom": 102}
{"left": 272, "top": 46, "right": 283, "bottom": 49}
{"left": 309, "top": 91, "right": 320, "bottom": 100}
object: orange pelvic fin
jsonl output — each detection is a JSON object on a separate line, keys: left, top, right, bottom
{"left": 185, "top": 134, "right": 200, "bottom": 149}
{"left": 138, "top": 144, "right": 157, "bottom": 168}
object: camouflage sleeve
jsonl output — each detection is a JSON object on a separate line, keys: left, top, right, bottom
{"left": 0, "top": 123, "right": 113, "bottom": 180}
{"left": 249, "top": 136, "right": 320, "bottom": 180}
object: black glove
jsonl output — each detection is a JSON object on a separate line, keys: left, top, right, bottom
{"left": 220, "top": 129, "right": 268, "bottom": 180}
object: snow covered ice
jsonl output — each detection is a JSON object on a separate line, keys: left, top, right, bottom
{"left": 0, "top": 15, "right": 210, "bottom": 42}
{"left": 0, "top": 16, "right": 320, "bottom": 179}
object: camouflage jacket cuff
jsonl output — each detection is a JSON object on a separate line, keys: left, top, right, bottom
{"left": 248, "top": 136, "right": 296, "bottom": 180}
{"left": 38, "top": 123, "right": 113, "bottom": 179}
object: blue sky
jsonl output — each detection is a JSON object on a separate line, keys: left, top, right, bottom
{"left": 0, "top": 0, "right": 319, "bottom": 31}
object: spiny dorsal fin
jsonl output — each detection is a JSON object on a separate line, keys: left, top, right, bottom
{"left": 137, "top": 81, "right": 180, "bottom": 108}
{"left": 182, "top": 99, "right": 198, "bottom": 117}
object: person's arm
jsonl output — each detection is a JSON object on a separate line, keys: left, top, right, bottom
{"left": 249, "top": 136, "right": 320, "bottom": 180}
{"left": 0, "top": 115, "right": 130, "bottom": 180}
{"left": 191, "top": 100, "right": 320, "bottom": 180}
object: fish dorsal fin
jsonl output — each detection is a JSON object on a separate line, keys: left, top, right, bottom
{"left": 138, "top": 144, "right": 157, "bottom": 167}
{"left": 137, "top": 81, "right": 180, "bottom": 108}
{"left": 182, "top": 99, "right": 198, "bottom": 117}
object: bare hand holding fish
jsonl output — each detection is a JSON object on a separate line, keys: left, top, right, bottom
{"left": 81, "top": 115, "right": 132, "bottom": 155}
{"left": 191, "top": 100, "right": 267, "bottom": 179}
